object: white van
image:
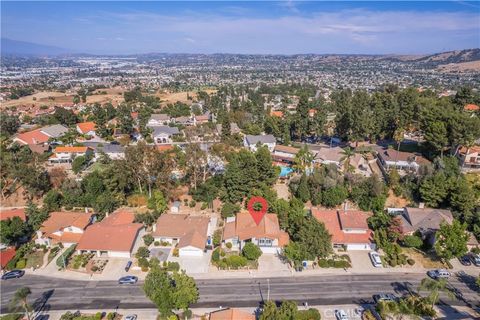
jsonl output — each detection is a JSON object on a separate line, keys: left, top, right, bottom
{"left": 369, "top": 251, "right": 383, "bottom": 268}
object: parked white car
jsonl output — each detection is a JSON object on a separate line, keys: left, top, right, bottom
{"left": 369, "top": 251, "right": 383, "bottom": 268}
{"left": 334, "top": 309, "right": 349, "bottom": 320}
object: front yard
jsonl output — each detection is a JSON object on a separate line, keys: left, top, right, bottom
{"left": 402, "top": 247, "right": 448, "bottom": 269}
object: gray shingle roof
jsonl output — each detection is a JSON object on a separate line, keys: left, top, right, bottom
{"left": 40, "top": 124, "right": 69, "bottom": 138}
{"left": 245, "top": 134, "right": 276, "bottom": 145}
{"left": 152, "top": 126, "right": 180, "bottom": 136}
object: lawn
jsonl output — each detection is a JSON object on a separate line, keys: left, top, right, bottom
{"left": 403, "top": 247, "right": 447, "bottom": 269}
{"left": 25, "top": 250, "right": 46, "bottom": 269}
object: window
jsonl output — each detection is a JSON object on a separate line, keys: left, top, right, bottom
{"left": 258, "top": 238, "right": 273, "bottom": 247}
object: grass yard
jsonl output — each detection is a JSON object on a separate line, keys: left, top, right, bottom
{"left": 403, "top": 247, "right": 447, "bottom": 269}
{"left": 25, "top": 250, "right": 46, "bottom": 269}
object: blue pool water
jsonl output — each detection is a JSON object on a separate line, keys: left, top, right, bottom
{"left": 279, "top": 166, "right": 294, "bottom": 177}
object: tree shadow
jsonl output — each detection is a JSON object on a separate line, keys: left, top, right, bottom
{"left": 456, "top": 271, "right": 480, "bottom": 295}
{"left": 32, "top": 289, "right": 54, "bottom": 317}
{"left": 391, "top": 281, "right": 415, "bottom": 296}
{"left": 435, "top": 303, "right": 476, "bottom": 320}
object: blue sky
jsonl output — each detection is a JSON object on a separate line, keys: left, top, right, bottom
{"left": 2, "top": 1, "right": 479, "bottom": 54}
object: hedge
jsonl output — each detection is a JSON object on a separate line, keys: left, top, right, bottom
{"left": 56, "top": 244, "right": 76, "bottom": 269}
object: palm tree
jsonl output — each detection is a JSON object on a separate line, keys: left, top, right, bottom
{"left": 393, "top": 128, "right": 405, "bottom": 170}
{"left": 10, "top": 287, "right": 32, "bottom": 320}
{"left": 293, "top": 145, "right": 314, "bottom": 174}
{"left": 417, "top": 278, "right": 455, "bottom": 309}
{"left": 340, "top": 147, "right": 355, "bottom": 173}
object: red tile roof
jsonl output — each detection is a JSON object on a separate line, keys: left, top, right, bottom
{"left": 312, "top": 208, "right": 373, "bottom": 245}
{"left": 464, "top": 104, "right": 479, "bottom": 111}
{"left": 0, "top": 247, "right": 16, "bottom": 269}
{"left": 77, "top": 210, "right": 143, "bottom": 253}
{"left": 76, "top": 122, "right": 96, "bottom": 134}
{"left": 0, "top": 208, "right": 26, "bottom": 222}
{"left": 40, "top": 212, "right": 92, "bottom": 236}
{"left": 210, "top": 308, "right": 255, "bottom": 320}
{"left": 271, "top": 111, "right": 284, "bottom": 118}
{"left": 54, "top": 146, "right": 92, "bottom": 153}
{"left": 14, "top": 128, "right": 50, "bottom": 145}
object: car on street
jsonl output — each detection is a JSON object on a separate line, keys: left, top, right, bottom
{"left": 373, "top": 293, "right": 397, "bottom": 303}
{"left": 459, "top": 255, "right": 471, "bottom": 266}
{"left": 1, "top": 269, "right": 25, "bottom": 280}
{"left": 427, "top": 269, "right": 450, "bottom": 280}
{"left": 118, "top": 276, "right": 138, "bottom": 284}
{"left": 334, "top": 309, "right": 349, "bottom": 320}
{"left": 125, "top": 261, "right": 132, "bottom": 272}
{"left": 369, "top": 251, "right": 383, "bottom": 268}
{"left": 124, "top": 315, "right": 137, "bottom": 320}
{"left": 471, "top": 254, "right": 480, "bottom": 267}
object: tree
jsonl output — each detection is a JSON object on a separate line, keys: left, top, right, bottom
{"left": 434, "top": 220, "right": 469, "bottom": 260}
{"left": 418, "top": 278, "right": 455, "bottom": 309}
{"left": 185, "top": 143, "right": 208, "bottom": 190}
{"left": 0, "top": 217, "right": 29, "bottom": 246}
{"left": 402, "top": 235, "right": 423, "bottom": 248}
{"left": 294, "top": 217, "right": 332, "bottom": 260}
{"left": 259, "top": 300, "right": 278, "bottom": 320}
{"left": 255, "top": 146, "right": 277, "bottom": 185}
{"left": 321, "top": 185, "right": 348, "bottom": 207}
{"left": 71, "top": 156, "right": 87, "bottom": 174}
{"left": 147, "top": 190, "right": 167, "bottom": 214}
{"left": 340, "top": 147, "right": 356, "bottom": 172}
{"left": 0, "top": 113, "right": 20, "bottom": 137}
{"left": 242, "top": 242, "right": 262, "bottom": 261}
{"left": 53, "top": 107, "right": 78, "bottom": 126}
{"left": 293, "top": 145, "right": 314, "bottom": 174}
{"left": 171, "top": 271, "right": 199, "bottom": 312}
{"left": 26, "top": 202, "right": 49, "bottom": 231}
{"left": 295, "top": 174, "right": 310, "bottom": 203}
{"left": 43, "top": 189, "right": 63, "bottom": 212}
{"left": 10, "top": 287, "right": 32, "bottom": 320}
{"left": 419, "top": 173, "right": 449, "bottom": 207}
{"left": 278, "top": 300, "right": 298, "bottom": 320}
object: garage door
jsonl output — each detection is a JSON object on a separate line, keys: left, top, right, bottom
{"left": 179, "top": 248, "right": 204, "bottom": 257}
{"left": 347, "top": 244, "right": 372, "bottom": 250}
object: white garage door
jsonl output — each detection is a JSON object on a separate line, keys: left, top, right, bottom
{"left": 109, "top": 251, "right": 131, "bottom": 258}
{"left": 179, "top": 247, "right": 204, "bottom": 257}
{"left": 347, "top": 244, "right": 372, "bottom": 250}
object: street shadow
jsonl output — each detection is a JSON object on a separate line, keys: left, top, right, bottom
{"left": 391, "top": 281, "right": 415, "bottom": 296}
{"left": 435, "top": 303, "right": 475, "bottom": 320}
{"left": 32, "top": 289, "right": 54, "bottom": 316}
{"left": 35, "top": 315, "right": 50, "bottom": 320}
{"left": 456, "top": 271, "right": 480, "bottom": 294}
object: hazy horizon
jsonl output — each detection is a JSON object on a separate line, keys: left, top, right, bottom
{"left": 2, "top": 1, "right": 480, "bottom": 55}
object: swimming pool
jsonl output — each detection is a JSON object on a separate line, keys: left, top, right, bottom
{"left": 279, "top": 166, "right": 294, "bottom": 177}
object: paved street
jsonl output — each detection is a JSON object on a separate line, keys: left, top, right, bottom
{"left": 1, "top": 273, "right": 478, "bottom": 314}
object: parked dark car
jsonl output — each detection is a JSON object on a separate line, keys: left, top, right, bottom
{"left": 125, "top": 261, "right": 132, "bottom": 272}
{"left": 471, "top": 254, "right": 480, "bottom": 267}
{"left": 118, "top": 276, "right": 138, "bottom": 284}
{"left": 459, "top": 255, "right": 472, "bottom": 266}
{"left": 1, "top": 270, "right": 25, "bottom": 280}
{"left": 373, "top": 293, "right": 397, "bottom": 304}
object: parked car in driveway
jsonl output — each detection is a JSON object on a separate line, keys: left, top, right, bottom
{"left": 334, "top": 309, "right": 349, "bottom": 320}
{"left": 118, "top": 276, "right": 138, "bottom": 284}
{"left": 427, "top": 269, "right": 450, "bottom": 280}
{"left": 369, "top": 251, "right": 383, "bottom": 268}
{"left": 1, "top": 270, "right": 25, "bottom": 280}
{"left": 373, "top": 293, "right": 397, "bottom": 303}
{"left": 459, "top": 255, "right": 472, "bottom": 266}
{"left": 471, "top": 254, "right": 480, "bottom": 267}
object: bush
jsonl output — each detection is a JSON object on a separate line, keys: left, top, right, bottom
{"left": 225, "top": 242, "right": 232, "bottom": 249}
{"left": 242, "top": 243, "right": 262, "bottom": 261}
{"left": 200, "top": 203, "right": 208, "bottom": 210}
{"left": 166, "top": 261, "right": 180, "bottom": 271}
{"left": 143, "top": 234, "right": 154, "bottom": 246}
{"left": 154, "top": 241, "right": 160, "bottom": 246}
{"left": 173, "top": 248, "right": 179, "bottom": 257}
{"left": 56, "top": 244, "right": 76, "bottom": 269}
{"left": 127, "top": 194, "right": 148, "bottom": 207}
{"left": 107, "top": 312, "right": 116, "bottom": 320}
{"left": 135, "top": 246, "right": 150, "bottom": 259}
{"left": 403, "top": 235, "right": 423, "bottom": 248}
{"left": 296, "top": 308, "right": 321, "bottom": 320}
{"left": 213, "top": 230, "right": 222, "bottom": 247}
{"left": 15, "top": 259, "right": 26, "bottom": 269}
{"left": 407, "top": 258, "right": 416, "bottom": 266}
{"left": 212, "top": 248, "right": 221, "bottom": 262}
{"left": 189, "top": 200, "right": 196, "bottom": 208}
{"left": 223, "top": 255, "right": 248, "bottom": 269}
{"left": 321, "top": 186, "right": 348, "bottom": 208}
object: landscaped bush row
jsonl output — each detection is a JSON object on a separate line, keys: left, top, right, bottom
{"left": 56, "top": 244, "right": 76, "bottom": 269}
{"left": 317, "top": 258, "right": 350, "bottom": 268}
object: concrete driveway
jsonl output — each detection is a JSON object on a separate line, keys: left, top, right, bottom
{"left": 258, "top": 253, "right": 290, "bottom": 272}
{"left": 170, "top": 250, "right": 212, "bottom": 274}
{"left": 150, "top": 247, "right": 171, "bottom": 262}
{"left": 347, "top": 251, "right": 378, "bottom": 273}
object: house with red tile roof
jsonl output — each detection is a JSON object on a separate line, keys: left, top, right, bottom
{"left": 0, "top": 247, "right": 16, "bottom": 270}
{"left": 464, "top": 104, "right": 479, "bottom": 112}
{"left": 77, "top": 210, "right": 144, "bottom": 258}
{"left": 312, "top": 208, "right": 375, "bottom": 250}
{"left": 35, "top": 211, "right": 94, "bottom": 247}
{"left": 76, "top": 122, "right": 96, "bottom": 136}
{"left": 209, "top": 308, "right": 255, "bottom": 320}
{"left": 223, "top": 212, "right": 289, "bottom": 254}
{"left": 458, "top": 145, "right": 480, "bottom": 172}
{"left": 48, "top": 146, "right": 94, "bottom": 164}
{"left": 13, "top": 125, "right": 69, "bottom": 146}
{"left": 152, "top": 214, "right": 211, "bottom": 257}
{"left": 0, "top": 208, "right": 26, "bottom": 222}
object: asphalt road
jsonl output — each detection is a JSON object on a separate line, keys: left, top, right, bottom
{"left": 1, "top": 273, "right": 479, "bottom": 313}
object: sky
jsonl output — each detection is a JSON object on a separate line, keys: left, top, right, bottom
{"left": 1, "top": 1, "right": 479, "bottom": 55}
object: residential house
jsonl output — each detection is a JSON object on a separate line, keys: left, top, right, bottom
{"left": 272, "top": 145, "right": 300, "bottom": 164}
{"left": 457, "top": 146, "right": 480, "bottom": 171}
{"left": 0, "top": 247, "right": 16, "bottom": 270}
{"left": 77, "top": 210, "right": 144, "bottom": 258}
{"left": 223, "top": 212, "right": 289, "bottom": 253}
{"left": 209, "top": 308, "right": 255, "bottom": 320}
{"left": 195, "top": 112, "right": 210, "bottom": 125}
{"left": 375, "top": 147, "right": 430, "bottom": 175}
{"left": 48, "top": 146, "right": 94, "bottom": 164}
{"left": 312, "top": 209, "right": 375, "bottom": 250}
{"left": 313, "top": 147, "right": 344, "bottom": 167}
{"left": 0, "top": 208, "right": 26, "bottom": 222}
{"left": 14, "top": 124, "right": 69, "bottom": 146}
{"left": 151, "top": 126, "right": 181, "bottom": 144}
{"left": 464, "top": 104, "right": 479, "bottom": 112}
{"left": 467, "top": 232, "right": 479, "bottom": 251}
{"left": 147, "top": 114, "right": 171, "bottom": 127}
{"left": 76, "top": 122, "right": 96, "bottom": 137}
{"left": 174, "top": 116, "right": 195, "bottom": 126}
{"left": 152, "top": 214, "right": 211, "bottom": 257}
{"left": 95, "top": 143, "right": 125, "bottom": 160}
{"left": 398, "top": 206, "right": 454, "bottom": 245}
{"left": 350, "top": 153, "right": 372, "bottom": 176}
{"left": 36, "top": 211, "right": 93, "bottom": 247}
{"left": 243, "top": 134, "right": 276, "bottom": 152}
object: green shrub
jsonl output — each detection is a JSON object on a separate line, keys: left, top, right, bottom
{"left": 242, "top": 243, "right": 262, "bottom": 261}
{"left": 107, "top": 312, "right": 116, "bottom": 320}
{"left": 135, "top": 246, "right": 150, "bottom": 259}
{"left": 200, "top": 203, "right": 208, "bottom": 210}
{"left": 213, "top": 230, "right": 222, "bottom": 247}
{"left": 407, "top": 258, "right": 416, "bottom": 266}
{"left": 138, "top": 257, "right": 149, "bottom": 269}
{"left": 403, "top": 235, "right": 423, "bottom": 248}
{"left": 223, "top": 255, "right": 248, "bottom": 269}
{"left": 143, "top": 234, "right": 154, "bottom": 246}
{"left": 189, "top": 200, "right": 196, "bottom": 208}
{"left": 166, "top": 261, "right": 180, "bottom": 271}
{"left": 221, "top": 202, "right": 240, "bottom": 218}
{"left": 15, "top": 259, "right": 26, "bottom": 269}
{"left": 0, "top": 314, "right": 23, "bottom": 320}
{"left": 296, "top": 308, "right": 321, "bottom": 320}
{"left": 154, "top": 241, "right": 160, "bottom": 246}
{"left": 225, "top": 242, "right": 232, "bottom": 249}
{"left": 149, "top": 257, "right": 160, "bottom": 268}
{"left": 94, "top": 312, "right": 103, "bottom": 320}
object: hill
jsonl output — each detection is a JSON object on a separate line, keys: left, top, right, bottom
{"left": 1, "top": 38, "right": 71, "bottom": 56}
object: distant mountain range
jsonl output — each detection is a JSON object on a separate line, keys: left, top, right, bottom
{"left": 1, "top": 38, "right": 479, "bottom": 66}
{"left": 1, "top": 38, "right": 70, "bottom": 56}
